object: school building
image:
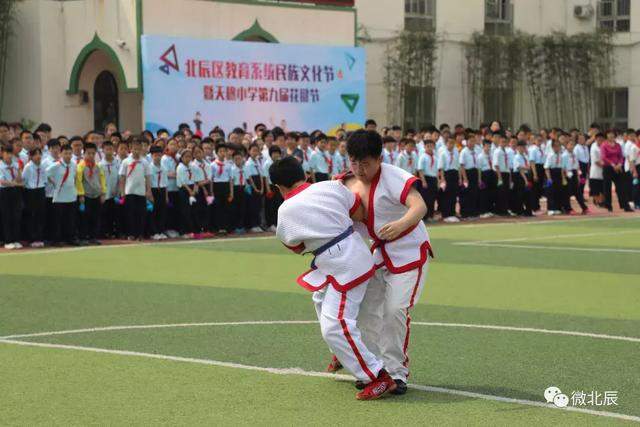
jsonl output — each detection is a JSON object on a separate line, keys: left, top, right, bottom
{"left": 357, "top": 0, "right": 640, "bottom": 130}
{"left": 4, "top": 0, "right": 640, "bottom": 134}
{"left": 2, "top": 0, "right": 356, "bottom": 135}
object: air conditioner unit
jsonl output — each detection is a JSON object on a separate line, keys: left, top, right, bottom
{"left": 574, "top": 4, "right": 594, "bottom": 19}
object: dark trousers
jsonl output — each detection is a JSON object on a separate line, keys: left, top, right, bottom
{"left": 101, "top": 198, "right": 116, "bottom": 238}
{"left": 441, "top": 170, "right": 459, "bottom": 218}
{"left": 150, "top": 188, "right": 167, "bottom": 235}
{"left": 460, "top": 168, "right": 479, "bottom": 218}
{"left": 45, "top": 197, "right": 54, "bottom": 241}
{"left": 0, "top": 187, "right": 23, "bottom": 243}
{"left": 265, "top": 184, "right": 282, "bottom": 227}
{"left": 167, "top": 191, "right": 179, "bottom": 232}
{"left": 532, "top": 164, "right": 545, "bottom": 211}
{"left": 479, "top": 170, "right": 497, "bottom": 214}
{"left": 420, "top": 176, "right": 438, "bottom": 219}
{"left": 177, "top": 188, "right": 193, "bottom": 234}
{"left": 315, "top": 172, "right": 329, "bottom": 182}
{"left": 602, "top": 166, "right": 628, "bottom": 210}
{"left": 25, "top": 188, "right": 46, "bottom": 242}
{"left": 53, "top": 201, "right": 77, "bottom": 243}
{"left": 566, "top": 173, "right": 587, "bottom": 211}
{"left": 193, "top": 189, "right": 208, "bottom": 233}
{"left": 245, "top": 175, "right": 262, "bottom": 229}
{"left": 546, "top": 168, "right": 564, "bottom": 212}
{"left": 125, "top": 194, "right": 146, "bottom": 238}
{"left": 495, "top": 172, "right": 510, "bottom": 215}
{"left": 80, "top": 196, "right": 101, "bottom": 240}
{"left": 633, "top": 165, "right": 640, "bottom": 207}
{"left": 512, "top": 173, "right": 533, "bottom": 216}
{"left": 212, "top": 182, "right": 231, "bottom": 231}
{"left": 232, "top": 185, "right": 247, "bottom": 230}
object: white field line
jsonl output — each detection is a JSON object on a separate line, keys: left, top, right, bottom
{"left": 0, "top": 215, "right": 637, "bottom": 257}
{"left": 0, "top": 338, "right": 638, "bottom": 423}
{"left": 1, "top": 320, "right": 638, "bottom": 344}
{"left": 459, "top": 243, "right": 640, "bottom": 254}
{"left": 455, "top": 229, "right": 640, "bottom": 246}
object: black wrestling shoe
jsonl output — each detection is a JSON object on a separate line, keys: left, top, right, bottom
{"left": 390, "top": 379, "right": 407, "bottom": 395}
{"left": 354, "top": 380, "right": 366, "bottom": 390}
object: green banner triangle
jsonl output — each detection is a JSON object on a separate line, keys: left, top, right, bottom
{"left": 340, "top": 94, "right": 360, "bottom": 113}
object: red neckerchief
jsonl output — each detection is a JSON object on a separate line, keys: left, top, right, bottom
{"left": 186, "top": 165, "right": 192, "bottom": 181}
{"left": 36, "top": 164, "right": 40, "bottom": 187}
{"left": 60, "top": 161, "right": 70, "bottom": 187}
{"left": 85, "top": 159, "right": 96, "bottom": 179}
{"left": 17, "top": 159, "right": 24, "bottom": 171}
{"left": 303, "top": 150, "right": 308, "bottom": 162}
{"left": 239, "top": 170, "right": 244, "bottom": 186}
{"left": 127, "top": 160, "right": 139, "bottom": 178}
{"left": 428, "top": 152, "right": 434, "bottom": 168}
{"left": 325, "top": 152, "right": 333, "bottom": 174}
{"left": 215, "top": 160, "right": 224, "bottom": 176}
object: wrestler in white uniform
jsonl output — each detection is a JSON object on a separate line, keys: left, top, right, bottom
{"left": 276, "top": 180, "right": 384, "bottom": 384}
{"left": 356, "top": 163, "right": 433, "bottom": 383}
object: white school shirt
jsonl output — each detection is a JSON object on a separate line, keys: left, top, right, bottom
{"left": 211, "top": 160, "right": 231, "bottom": 183}
{"left": 191, "top": 159, "right": 209, "bottom": 183}
{"left": 589, "top": 143, "right": 603, "bottom": 179}
{"left": 149, "top": 161, "right": 168, "bottom": 189}
{"left": 544, "top": 152, "right": 563, "bottom": 169}
{"left": 459, "top": 147, "right": 478, "bottom": 170}
{"left": 119, "top": 157, "right": 150, "bottom": 196}
{"left": 99, "top": 158, "right": 121, "bottom": 199}
{"left": 47, "top": 159, "right": 78, "bottom": 203}
{"left": 161, "top": 154, "right": 180, "bottom": 192}
{"left": 396, "top": 151, "right": 418, "bottom": 175}
{"left": 176, "top": 163, "right": 195, "bottom": 188}
{"left": 382, "top": 148, "right": 395, "bottom": 165}
{"left": 0, "top": 160, "right": 20, "bottom": 188}
{"left": 628, "top": 143, "right": 640, "bottom": 166}
{"left": 333, "top": 152, "right": 350, "bottom": 176}
{"left": 528, "top": 145, "right": 544, "bottom": 165}
{"left": 562, "top": 151, "right": 579, "bottom": 171}
{"left": 418, "top": 152, "right": 438, "bottom": 177}
{"left": 231, "top": 164, "right": 246, "bottom": 186}
{"left": 276, "top": 180, "right": 373, "bottom": 292}
{"left": 309, "top": 150, "right": 332, "bottom": 175}
{"left": 477, "top": 151, "right": 492, "bottom": 172}
{"left": 244, "top": 157, "right": 261, "bottom": 177}
{"left": 512, "top": 152, "right": 530, "bottom": 173}
{"left": 263, "top": 156, "right": 274, "bottom": 185}
{"left": 438, "top": 149, "right": 459, "bottom": 171}
{"left": 299, "top": 146, "right": 313, "bottom": 173}
{"left": 624, "top": 140, "right": 635, "bottom": 172}
{"left": 575, "top": 144, "right": 590, "bottom": 164}
{"left": 22, "top": 160, "right": 46, "bottom": 189}
{"left": 492, "top": 148, "right": 509, "bottom": 172}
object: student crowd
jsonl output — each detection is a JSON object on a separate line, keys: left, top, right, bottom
{"left": 0, "top": 119, "right": 638, "bottom": 249}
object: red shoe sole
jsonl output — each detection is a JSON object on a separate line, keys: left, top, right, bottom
{"left": 356, "top": 380, "right": 397, "bottom": 400}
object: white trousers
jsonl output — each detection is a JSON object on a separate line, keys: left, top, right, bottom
{"left": 357, "top": 262, "right": 428, "bottom": 382}
{"left": 312, "top": 282, "right": 384, "bottom": 382}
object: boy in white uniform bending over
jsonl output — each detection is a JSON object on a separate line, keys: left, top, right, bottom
{"left": 270, "top": 156, "right": 396, "bottom": 400}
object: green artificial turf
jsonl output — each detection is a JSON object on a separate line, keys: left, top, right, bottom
{"left": 0, "top": 216, "right": 638, "bottom": 424}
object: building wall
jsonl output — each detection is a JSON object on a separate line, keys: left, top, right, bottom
{"left": 3, "top": 0, "right": 355, "bottom": 135}
{"left": 359, "top": 0, "right": 640, "bottom": 129}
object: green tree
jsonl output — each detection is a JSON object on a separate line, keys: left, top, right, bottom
{"left": 0, "top": 0, "right": 20, "bottom": 118}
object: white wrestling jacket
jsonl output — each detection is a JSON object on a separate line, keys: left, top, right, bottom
{"left": 363, "top": 163, "right": 432, "bottom": 274}
{"left": 276, "top": 181, "right": 375, "bottom": 292}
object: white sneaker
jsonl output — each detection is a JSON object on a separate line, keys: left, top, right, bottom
{"left": 151, "top": 234, "right": 162, "bottom": 241}
{"left": 250, "top": 226, "right": 263, "bottom": 233}
{"left": 13, "top": 242, "right": 23, "bottom": 249}
{"left": 166, "top": 230, "right": 179, "bottom": 238}
{"left": 159, "top": 233, "right": 168, "bottom": 240}
{"left": 479, "top": 213, "right": 491, "bottom": 219}
{"left": 4, "top": 243, "right": 15, "bottom": 250}
{"left": 267, "top": 225, "right": 277, "bottom": 233}
{"left": 444, "top": 216, "right": 460, "bottom": 223}
{"left": 182, "top": 233, "right": 194, "bottom": 239}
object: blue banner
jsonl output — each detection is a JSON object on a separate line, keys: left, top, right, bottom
{"left": 141, "top": 35, "right": 366, "bottom": 135}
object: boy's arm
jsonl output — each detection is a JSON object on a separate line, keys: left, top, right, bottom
{"left": 99, "top": 168, "right": 107, "bottom": 202}
{"left": 76, "top": 163, "right": 85, "bottom": 201}
{"left": 228, "top": 178, "right": 233, "bottom": 202}
{"left": 378, "top": 187, "right": 426, "bottom": 241}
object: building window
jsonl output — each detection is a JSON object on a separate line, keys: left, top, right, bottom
{"left": 597, "top": 88, "right": 628, "bottom": 129}
{"left": 483, "top": 88, "right": 514, "bottom": 128}
{"left": 598, "top": 0, "right": 630, "bottom": 32}
{"left": 485, "top": 0, "right": 513, "bottom": 35}
{"left": 94, "top": 71, "right": 119, "bottom": 131}
{"left": 404, "top": 0, "right": 435, "bottom": 32}
{"left": 403, "top": 85, "right": 435, "bottom": 130}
